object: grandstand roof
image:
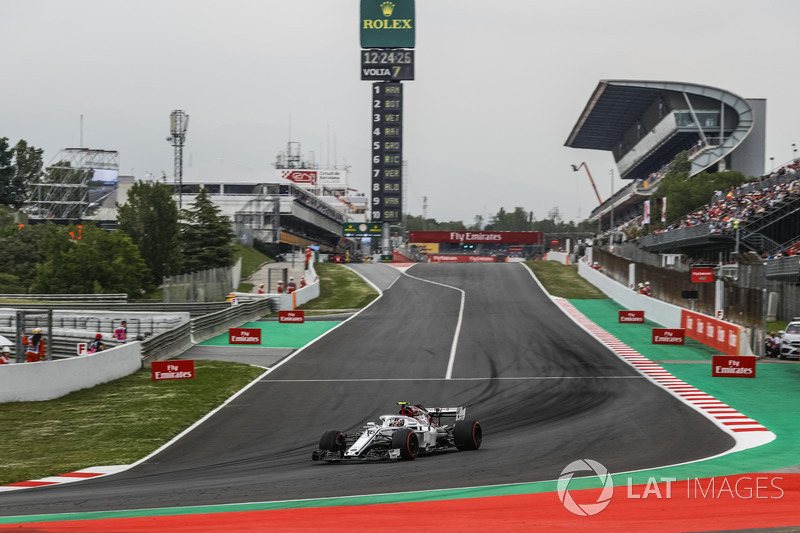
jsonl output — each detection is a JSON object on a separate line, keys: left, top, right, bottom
{"left": 565, "top": 81, "right": 662, "bottom": 151}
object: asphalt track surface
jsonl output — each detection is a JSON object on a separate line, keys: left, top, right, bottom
{"left": 0, "top": 263, "right": 734, "bottom": 517}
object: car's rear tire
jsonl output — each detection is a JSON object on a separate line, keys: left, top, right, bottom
{"left": 391, "top": 428, "right": 419, "bottom": 460}
{"left": 319, "top": 430, "right": 344, "bottom": 452}
{"left": 454, "top": 420, "right": 482, "bottom": 451}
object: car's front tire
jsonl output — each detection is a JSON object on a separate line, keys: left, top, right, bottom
{"left": 454, "top": 420, "right": 482, "bottom": 451}
{"left": 319, "top": 430, "right": 344, "bottom": 453}
{"left": 391, "top": 428, "right": 419, "bottom": 460}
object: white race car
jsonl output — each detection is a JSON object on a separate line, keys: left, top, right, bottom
{"left": 311, "top": 402, "right": 482, "bottom": 462}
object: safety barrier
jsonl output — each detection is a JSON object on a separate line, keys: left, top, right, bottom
{"left": 0, "top": 293, "right": 128, "bottom": 302}
{"left": 577, "top": 258, "right": 753, "bottom": 355}
{"left": 275, "top": 261, "right": 320, "bottom": 310}
{"left": 0, "top": 343, "right": 141, "bottom": 403}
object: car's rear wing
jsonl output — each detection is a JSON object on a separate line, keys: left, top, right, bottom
{"left": 425, "top": 406, "right": 466, "bottom": 421}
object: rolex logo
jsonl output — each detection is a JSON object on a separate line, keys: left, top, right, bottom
{"left": 380, "top": 1, "right": 395, "bottom": 16}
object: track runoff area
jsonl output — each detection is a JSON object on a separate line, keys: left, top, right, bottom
{"left": 1, "top": 262, "right": 798, "bottom": 532}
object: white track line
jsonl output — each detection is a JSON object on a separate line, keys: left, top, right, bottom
{"left": 400, "top": 270, "right": 465, "bottom": 380}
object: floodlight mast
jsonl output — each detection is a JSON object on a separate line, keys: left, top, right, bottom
{"left": 167, "top": 110, "right": 189, "bottom": 209}
{"left": 570, "top": 162, "right": 602, "bottom": 205}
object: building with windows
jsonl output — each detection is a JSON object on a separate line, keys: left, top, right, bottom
{"left": 173, "top": 160, "right": 368, "bottom": 254}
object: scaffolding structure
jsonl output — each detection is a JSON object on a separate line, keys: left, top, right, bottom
{"left": 27, "top": 148, "right": 119, "bottom": 220}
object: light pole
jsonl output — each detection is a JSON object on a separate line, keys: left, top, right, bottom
{"left": 167, "top": 110, "right": 189, "bottom": 209}
{"left": 609, "top": 169, "right": 614, "bottom": 244}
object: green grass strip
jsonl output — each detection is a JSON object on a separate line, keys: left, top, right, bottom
{"left": 299, "top": 263, "right": 378, "bottom": 310}
{"left": 525, "top": 260, "right": 606, "bottom": 299}
{"left": 0, "top": 361, "right": 265, "bottom": 486}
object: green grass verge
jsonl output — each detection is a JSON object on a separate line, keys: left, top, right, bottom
{"left": 524, "top": 260, "right": 606, "bottom": 299}
{"left": 0, "top": 361, "right": 264, "bottom": 485}
{"left": 235, "top": 244, "right": 272, "bottom": 278}
{"left": 298, "top": 263, "right": 378, "bottom": 310}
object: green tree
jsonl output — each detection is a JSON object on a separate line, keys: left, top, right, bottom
{"left": 0, "top": 273, "right": 24, "bottom": 293}
{"left": 117, "top": 180, "right": 181, "bottom": 285}
{"left": 0, "top": 138, "right": 12, "bottom": 205}
{"left": 485, "top": 207, "right": 533, "bottom": 231}
{"left": 179, "top": 188, "right": 236, "bottom": 273}
{"left": 32, "top": 224, "right": 149, "bottom": 296}
{"left": 0, "top": 223, "right": 57, "bottom": 292}
{"left": 0, "top": 138, "right": 43, "bottom": 208}
{"left": 404, "top": 214, "right": 467, "bottom": 232}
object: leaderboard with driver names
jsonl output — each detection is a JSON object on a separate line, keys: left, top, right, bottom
{"left": 371, "top": 82, "right": 402, "bottom": 223}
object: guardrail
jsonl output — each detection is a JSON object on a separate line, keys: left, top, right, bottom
{"left": 141, "top": 297, "right": 276, "bottom": 366}
{"left": 0, "top": 301, "right": 231, "bottom": 318}
{"left": 636, "top": 223, "right": 715, "bottom": 248}
{"left": 0, "top": 293, "right": 128, "bottom": 302}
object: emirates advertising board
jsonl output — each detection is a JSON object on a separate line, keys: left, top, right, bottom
{"left": 427, "top": 255, "right": 499, "bottom": 263}
{"left": 691, "top": 266, "right": 716, "bottom": 283}
{"left": 279, "top": 310, "right": 305, "bottom": 323}
{"left": 618, "top": 310, "right": 645, "bottom": 323}
{"left": 408, "top": 231, "right": 544, "bottom": 244}
{"left": 712, "top": 355, "right": 756, "bottom": 378}
{"left": 229, "top": 327, "right": 262, "bottom": 345}
{"left": 652, "top": 328, "right": 686, "bottom": 345}
{"left": 151, "top": 360, "right": 195, "bottom": 381}
{"left": 681, "top": 309, "right": 740, "bottom": 355}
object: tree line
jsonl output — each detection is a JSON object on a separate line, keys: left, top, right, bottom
{"left": 0, "top": 184, "right": 235, "bottom": 296}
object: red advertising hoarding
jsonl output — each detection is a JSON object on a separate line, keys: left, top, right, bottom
{"left": 427, "top": 255, "right": 500, "bottom": 263}
{"left": 279, "top": 310, "right": 305, "bottom": 323}
{"left": 652, "top": 328, "right": 685, "bottom": 345}
{"left": 691, "top": 266, "right": 715, "bottom": 283}
{"left": 618, "top": 310, "right": 645, "bottom": 323}
{"left": 711, "top": 355, "right": 756, "bottom": 378}
{"left": 229, "top": 327, "right": 262, "bottom": 345}
{"left": 681, "top": 309, "right": 740, "bottom": 355}
{"left": 151, "top": 360, "right": 195, "bottom": 381}
{"left": 408, "top": 231, "right": 543, "bottom": 244}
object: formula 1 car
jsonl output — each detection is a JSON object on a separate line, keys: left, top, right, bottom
{"left": 311, "top": 402, "right": 482, "bottom": 462}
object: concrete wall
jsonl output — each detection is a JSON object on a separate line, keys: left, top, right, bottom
{"left": 578, "top": 259, "right": 682, "bottom": 328}
{"left": 0, "top": 343, "right": 141, "bottom": 403}
{"left": 278, "top": 261, "right": 320, "bottom": 310}
{"left": 547, "top": 251, "right": 571, "bottom": 265}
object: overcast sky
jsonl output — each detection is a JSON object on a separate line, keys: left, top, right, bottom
{"left": 2, "top": 0, "right": 798, "bottom": 225}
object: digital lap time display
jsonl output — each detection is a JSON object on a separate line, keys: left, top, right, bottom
{"left": 361, "top": 49, "right": 414, "bottom": 81}
{"left": 362, "top": 49, "right": 413, "bottom": 64}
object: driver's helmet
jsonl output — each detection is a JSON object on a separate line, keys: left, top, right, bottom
{"left": 390, "top": 418, "right": 404, "bottom": 427}
{"left": 399, "top": 404, "right": 433, "bottom": 425}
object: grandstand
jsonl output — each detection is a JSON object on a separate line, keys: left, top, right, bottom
{"left": 566, "top": 80, "right": 800, "bottom": 324}
{"left": 565, "top": 80, "right": 766, "bottom": 234}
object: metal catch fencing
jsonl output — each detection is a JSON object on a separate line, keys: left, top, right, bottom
{"left": 162, "top": 258, "right": 242, "bottom": 303}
